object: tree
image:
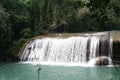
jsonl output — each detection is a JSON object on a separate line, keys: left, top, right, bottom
{"left": 87, "top": 0, "right": 110, "bottom": 30}
{"left": 0, "top": 0, "right": 31, "bottom": 60}
{"left": 0, "top": 5, "right": 12, "bottom": 59}
{"left": 87, "top": 0, "right": 120, "bottom": 30}
{"left": 1, "top": 0, "right": 31, "bottom": 39}
{"left": 28, "top": 0, "right": 46, "bottom": 35}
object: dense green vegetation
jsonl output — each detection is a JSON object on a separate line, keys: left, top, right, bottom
{"left": 0, "top": 0, "right": 120, "bottom": 61}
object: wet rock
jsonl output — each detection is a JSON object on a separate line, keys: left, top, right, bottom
{"left": 95, "top": 56, "right": 109, "bottom": 66}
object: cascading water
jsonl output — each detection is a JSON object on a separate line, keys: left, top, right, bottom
{"left": 20, "top": 32, "right": 113, "bottom": 66}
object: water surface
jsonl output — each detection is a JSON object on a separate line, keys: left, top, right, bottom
{"left": 0, "top": 62, "right": 120, "bottom": 80}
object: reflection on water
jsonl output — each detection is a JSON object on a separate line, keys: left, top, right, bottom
{"left": 0, "top": 62, "right": 120, "bottom": 80}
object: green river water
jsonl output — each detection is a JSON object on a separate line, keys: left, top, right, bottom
{"left": 0, "top": 62, "right": 120, "bottom": 80}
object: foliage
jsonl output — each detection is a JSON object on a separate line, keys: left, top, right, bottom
{"left": 0, "top": 5, "right": 12, "bottom": 60}
{"left": 28, "top": 0, "right": 48, "bottom": 35}
{"left": 0, "top": 0, "right": 30, "bottom": 61}
{"left": 7, "top": 38, "right": 26, "bottom": 60}
{"left": 0, "top": 5, "right": 11, "bottom": 39}
{"left": 87, "top": 0, "right": 120, "bottom": 30}
{"left": 20, "top": 28, "right": 32, "bottom": 38}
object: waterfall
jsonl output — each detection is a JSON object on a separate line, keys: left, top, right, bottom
{"left": 20, "top": 32, "right": 113, "bottom": 66}
{"left": 89, "top": 36, "right": 100, "bottom": 60}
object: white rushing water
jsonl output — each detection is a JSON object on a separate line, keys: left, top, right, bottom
{"left": 21, "top": 32, "right": 113, "bottom": 67}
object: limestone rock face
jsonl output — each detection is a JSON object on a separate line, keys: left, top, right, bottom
{"left": 95, "top": 56, "right": 109, "bottom": 66}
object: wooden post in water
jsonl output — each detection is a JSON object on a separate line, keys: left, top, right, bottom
{"left": 32, "top": 49, "right": 41, "bottom": 80}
